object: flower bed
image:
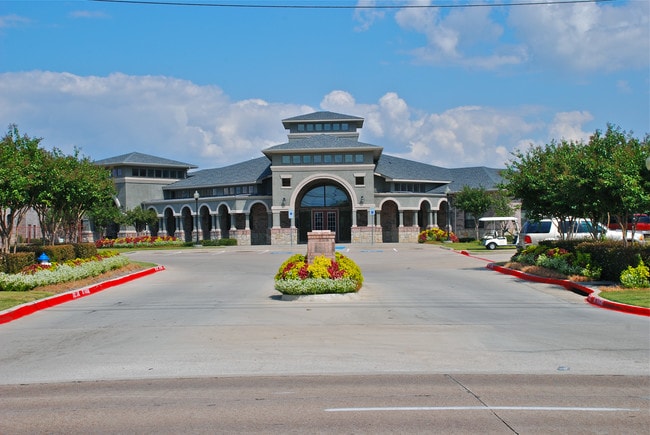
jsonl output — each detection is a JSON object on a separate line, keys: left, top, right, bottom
{"left": 95, "top": 235, "right": 182, "bottom": 248}
{"left": 510, "top": 245, "right": 602, "bottom": 281}
{"left": 418, "top": 227, "right": 459, "bottom": 243}
{"left": 274, "top": 252, "right": 363, "bottom": 295}
{"left": 0, "top": 251, "right": 130, "bottom": 291}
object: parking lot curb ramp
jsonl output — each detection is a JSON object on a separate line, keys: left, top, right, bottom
{"left": 0, "top": 266, "right": 166, "bottom": 325}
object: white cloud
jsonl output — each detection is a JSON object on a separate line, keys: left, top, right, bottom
{"left": 548, "top": 111, "right": 594, "bottom": 143}
{"left": 509, "top": 1, "right": 649, "bottom": 72}
{"left": 354, "top": 0, "right": 386, "bottom": 32}
{"left": 0, "top": 14, "right": 30, "bottom": 28}
{"left": 0, "top": 71, "right": 590, "bottom": 170}
{"left": 321, "top": 89, "right": 543, "bottom": 168}
{"left": 389, "top": 1, "right": 648, "bottom": 72}
{"left": 394, "top": 0, "right": 527, "bottom": 69}
{"left": 69, "top": 10, "right": 110, "bottom": 19}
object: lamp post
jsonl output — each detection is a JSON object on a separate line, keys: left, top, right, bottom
{"left": 445, "top": 186, "right": 451, "bottom": 241}
{"left": 193, "top": 190, "right": 199, "bottom": 245}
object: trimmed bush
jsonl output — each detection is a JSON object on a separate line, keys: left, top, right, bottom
{"left": 1, "top": 252, "right": 36, "bottom": 274}
{"left": 73, "top": 243, "right": 98, "bottom": 259}
{"left": 575, "top": 241, "right": 650, "bottom": 282}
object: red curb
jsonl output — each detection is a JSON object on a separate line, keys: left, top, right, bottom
{"left": 0, "top": 265, "right": 166, "bottom": 325}
{"left": 486, "top": 263, "right": 650, "bottom": 317}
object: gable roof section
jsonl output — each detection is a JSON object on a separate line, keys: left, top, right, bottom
{"left": 263, "top": 134, "right": 382, "bottom": 156}
{"left": 94, "top": 152, "right": 197, "bottom": 169}
{"left": 426, "top": 167, "right": 504, "bottom": 194}
{"left": 282, "top": 111, "right": 364, "bottom": 124}
{"left": 164, "top": 156, "right": 271, "bottom": 189}
{"left": 375, "top": 154, "right": 452, "bottom": 183}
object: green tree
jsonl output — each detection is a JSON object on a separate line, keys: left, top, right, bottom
{"left": 35, "top": 148, "right": 116, "bottom": 244}
{"left": 454, "top": 185, "right": 492, "bottom": 240}
{"left": 503, "top": 125, "right": 649, "bottom": 245}
{"left": 87, "top": 197, "right": 123, "bottom": 239}
{"left": 124, "top": 207, "right": 158, "bottom": 236}
{"left": 0, "top": 125, "right": 44, "bottom": 253}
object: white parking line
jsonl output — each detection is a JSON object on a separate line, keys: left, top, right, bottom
{"left": 325, "top": 406, "right": 640, "bottom": 412}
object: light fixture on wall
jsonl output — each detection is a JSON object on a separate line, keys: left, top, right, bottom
{"left": 281, "top": 197, "right": 286, "bottom": 207}
{"left": 360, "top": 195, "right": 365, "bottom": 205}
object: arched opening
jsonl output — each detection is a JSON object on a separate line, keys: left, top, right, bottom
{"left": 200, "top": 206, "right": 211, "bottom": 241}
{"left": 297, "top": 181, "right": 352, "bottom": 244}
{"left": 182, "top": 207, "right": 193, "bottom": 243}
{"left": 250, "top": 203, "right": 269, "bottom": 245}
{"left": 218, "top": 204, "right": 231, "bottom": 239}
{"left": 381, "top": 200, "right": 399, "bottom": 243}
{"left": 164, "top": 208, "right": 176, "bottom": 238}
{"left": 419, "top": 202, "right": 431, "bottom": 231}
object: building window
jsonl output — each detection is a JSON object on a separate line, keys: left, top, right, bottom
{"left": 334, "top": 154, "right": 343, "bottom": 163}
{"left": 282, "top": 177, "right": 291, "bottom": 187}
{"left": 303, "top": 155, "right": 312, "bottom": 164}
{"left": 323, "top": 155, "right": 332, "bottom": 164}
{"left": 292, "top": 155, "right": 301, "bottom": 164}
{"left": 355, "top": 176, "right": 365, "bottom": 186}
{"left": 313, "top": 155, "right": 322, "bottom": 164}
{"left": 355, "top": 154, "right": 364, "bottom": 163}
{"left": 282, "top": 155, "right": 290, "bottom": 164}
{"left": 298, "top": 124, "right": 305, "bottom": 132}
{"left": 332, "top": 123, "right": 340, "bottom": 131}
{"left": 345, "top": 154, "right": 353, "bottom": 163}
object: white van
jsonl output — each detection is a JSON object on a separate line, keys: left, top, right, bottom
{"left": 517, "top": 218, "right": 644, "bottom": 247}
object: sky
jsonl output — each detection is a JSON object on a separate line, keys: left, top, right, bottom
{"left": 0, "top": 0, "right": 648, "bottom": 170}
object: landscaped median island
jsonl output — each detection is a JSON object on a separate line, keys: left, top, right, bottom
{"left": 496, "top": 241, "right": 650, "bottom": 313}
{"left": 0, "top": 242, "right": 152, "bottom": 313}
{"left": 274, "top": 252, "right": 363, "bottom": 296}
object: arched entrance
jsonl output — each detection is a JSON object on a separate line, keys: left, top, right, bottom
{"left": 418, "top": 202, "right": 431, "bottom": 231}
{"left": 200, "top": 206, "right": 211, "bottom": 241}
{"left": 381, "top": 200, "right": 399, "bottom": 243}
{"left": 297, "top": 181, "right": 352, "bottom": 244}
{"left": 218, "top": 204, "right": 231, "bottom": 239}
{"left": 250, "top": 203, "right": 269, "bottom": 245}
{"left": 182, "top": 207, "right": 193, "bottom": 243}
{"left": 164, "top": 208, "right": 176, "bottom": 238}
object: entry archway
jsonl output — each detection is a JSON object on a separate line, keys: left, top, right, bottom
{"left": 296, "top": 181, "right": 352, "bottom": 243}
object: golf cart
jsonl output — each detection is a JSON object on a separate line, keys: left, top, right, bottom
{"left": 479, "top": 217, "right": 519, "bottom": 250}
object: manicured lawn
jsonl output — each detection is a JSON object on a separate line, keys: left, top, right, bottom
{"left": 599, "top": 289, "right": 650, "bottom": 308}
{"left": 0, "top": 291, "right": 55, "bottom": 311}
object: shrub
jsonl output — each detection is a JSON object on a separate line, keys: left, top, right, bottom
{"left": 620, "top": 257, "right": 650, "bottom": 288}
{"left": 274, "top": 253, "right": 363, "bottom": 295}
{"left": 1, "top": 252, "right": 36, "bottom": 274}
{"left": 0, "top": 251, "right": 129, "bottom": 291}
{"left": 576, "top": 241, "right": 650, "bottom": 282}
{"left": 73, "top": 243, "right": 98, "bottom": 259}
{"left": 95, "top": 236, "right": 182, "bottom": 248}
{"left": 418, "top": 228, "right": 459, "bottom": 243}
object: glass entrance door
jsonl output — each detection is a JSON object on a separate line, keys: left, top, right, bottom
{"left": 312, "top": 209, "right": 338, "bottom": 238}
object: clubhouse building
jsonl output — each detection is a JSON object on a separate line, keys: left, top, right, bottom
{"left": 94, "top": 111, "right": 507, "bottom": 245}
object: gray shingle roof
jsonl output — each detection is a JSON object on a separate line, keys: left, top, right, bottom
{"left": 164, "top": 156, "right": 271, "bottom": 189}
{"left": 94, "top": 152, "right": 197, "bottom": 169}
{"left": 428, "top": 167, "right": 504, "bottom": 193}
{"left": 263, "top": 134, "right": 381, "bottom": 153}
{"left": 282, "top": 111, "right": 364, "bottom": 123}
{"left": 375, "top": 154, "right": 452, "bottom": 183}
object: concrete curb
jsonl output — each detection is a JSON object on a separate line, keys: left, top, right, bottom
{"left": 0, "top": 265, "right": 166, "bottom": 325}
{"left": 484, "top": 262, "right": 650, "bottom": 317}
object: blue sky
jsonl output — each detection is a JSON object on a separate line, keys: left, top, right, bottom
{"left": 0, "top": 0, "right": 648, "bottom": 169}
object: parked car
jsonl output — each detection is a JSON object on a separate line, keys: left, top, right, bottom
{"left": 517, "top": 218, "right": 644, "bottom": 248}
{"left": 607, "top": 214, "right": 650, "bottom": 236}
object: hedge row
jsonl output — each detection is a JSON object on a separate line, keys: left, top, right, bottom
{"left": 0, "top": 243, "right": 99, "bottom": 274}
{"left": 539, "top": 240, "right": 650, "bottom": 282}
